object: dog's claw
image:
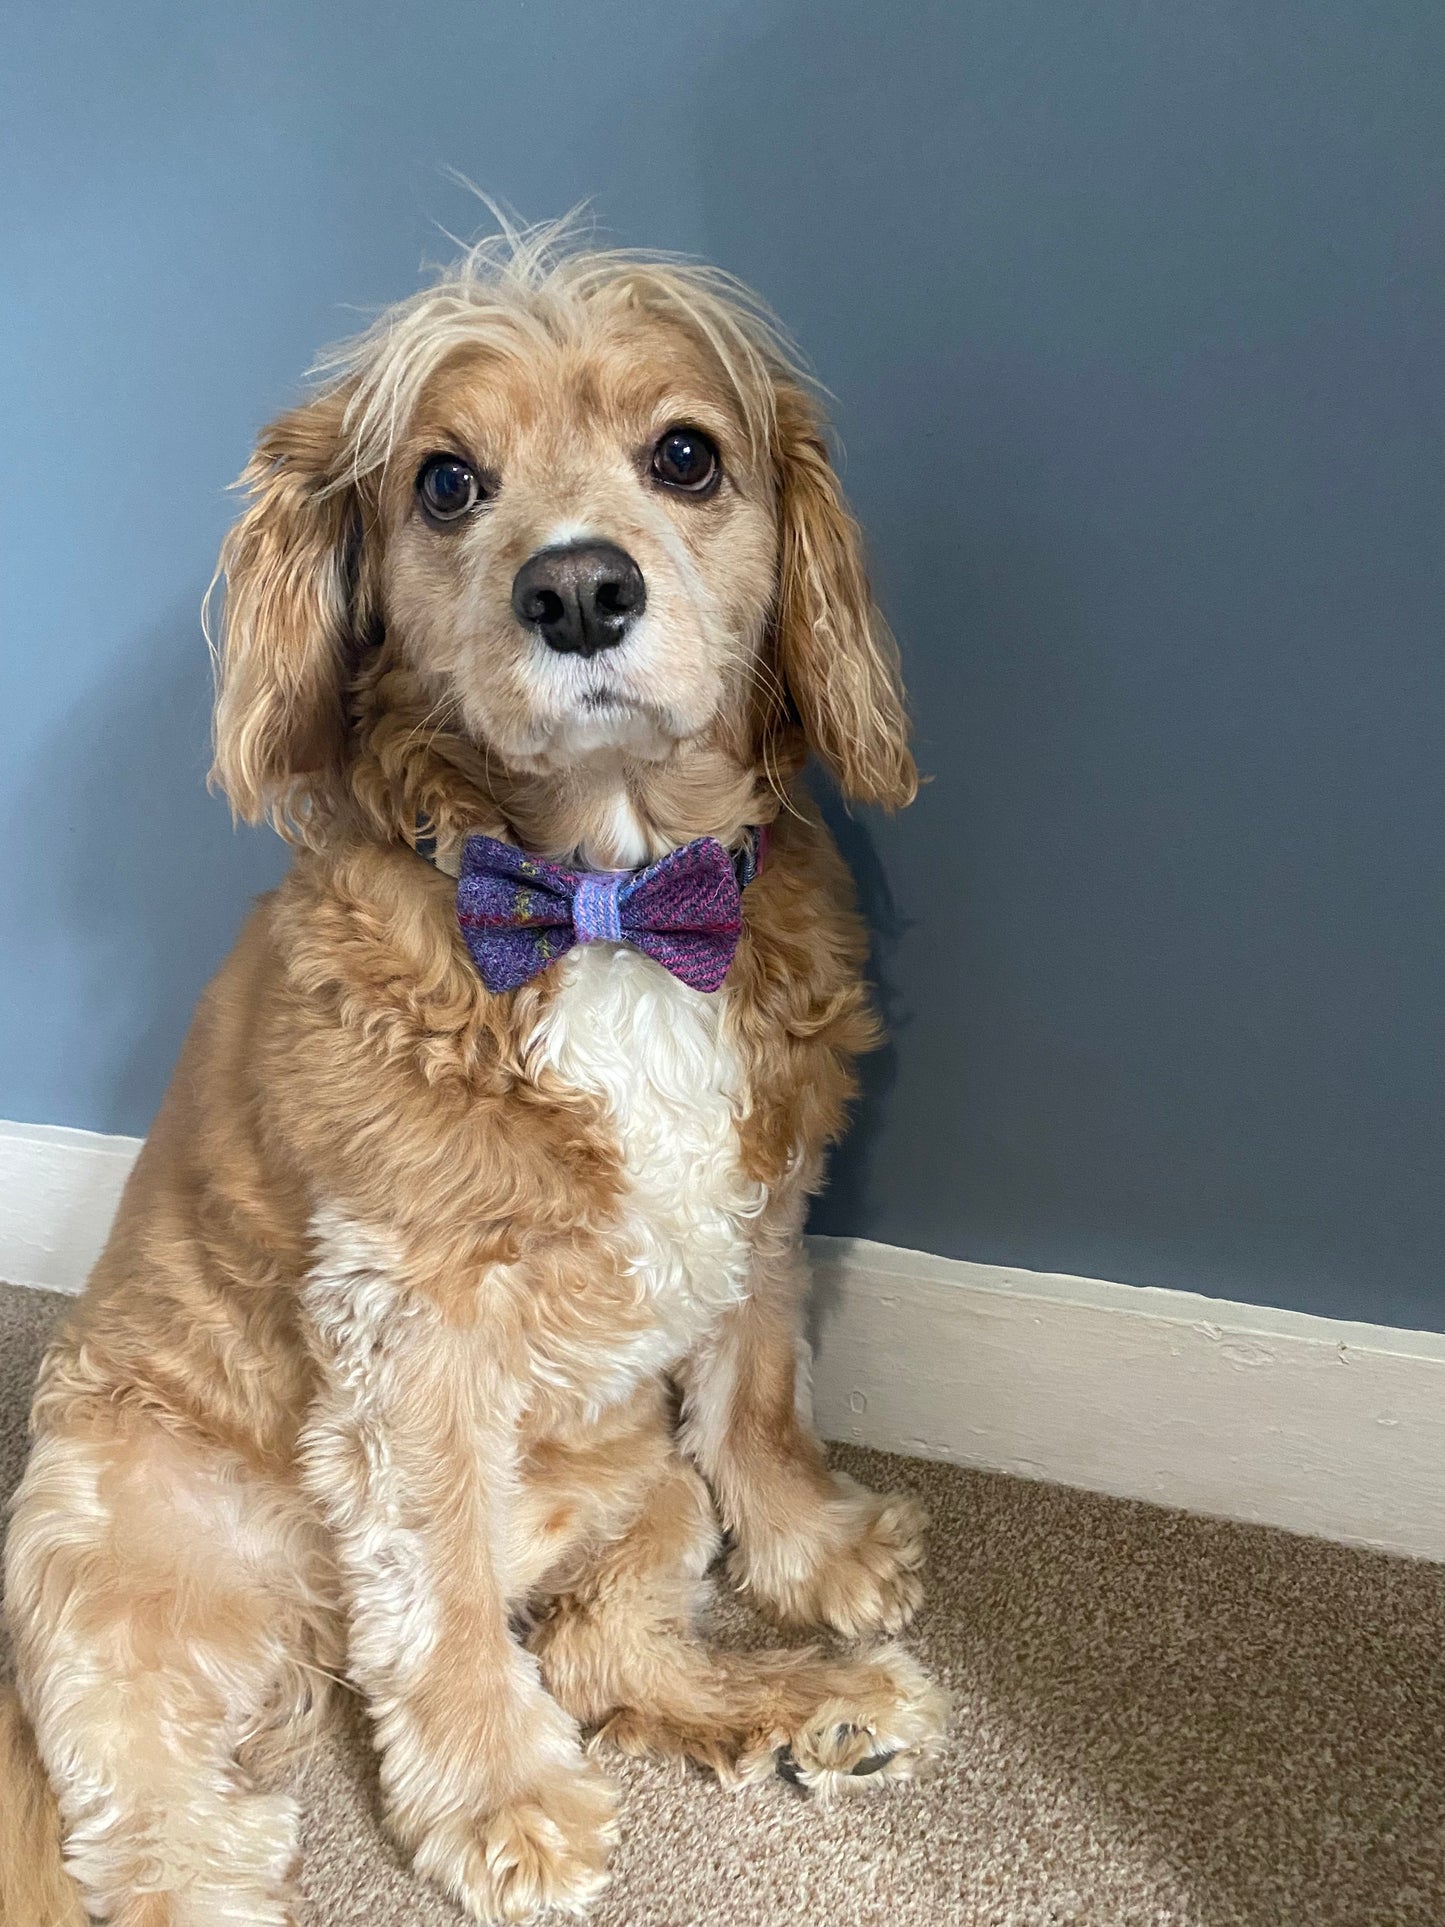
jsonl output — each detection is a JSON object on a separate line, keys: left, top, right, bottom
{"left": 774, "top": 1736, "right": 899, "bottom": 1789}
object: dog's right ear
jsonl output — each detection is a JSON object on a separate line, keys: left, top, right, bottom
{"left": 210, "top": 389, "right": 365, "bottom": 839}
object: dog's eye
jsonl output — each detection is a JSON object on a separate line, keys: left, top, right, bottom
{"left": 417, "top": 454, "right": 485, "bottom": 523}
{"left": 650, "top": 426, "right": 720, "bottom": 494}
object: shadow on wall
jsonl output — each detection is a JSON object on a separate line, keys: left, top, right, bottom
{"left": 805, "top": 782, "right": 914, "bottom": 1243}
{"left": 23, "top": 607, "right": 286, "bottom": 1136}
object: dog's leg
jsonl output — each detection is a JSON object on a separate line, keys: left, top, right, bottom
{"left": 300, "top": 1218, "right": 617, "bottom": 1924}
{"left": 4, "top": 1420, "right": 332, "bottom": 1927}
{"left": 531, "top": 1451, "right": 947, "bottom": 1795}
{"left": 678, "top": 1197, "right": 928, "bottom": 1638}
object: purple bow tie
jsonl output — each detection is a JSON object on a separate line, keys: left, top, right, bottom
{"left": 454, "top": 831, "right": 766, "bottom": 994}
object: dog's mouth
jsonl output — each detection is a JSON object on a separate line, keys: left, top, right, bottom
{"left": 507, "top": 688, "right": 683, "bottom": 769}
{"left": 500, "top": 642, "right": 709, "bottom": 768}
{"left": 559, "top": 674, "right": 677, "bottom": 738}
{"left": 530, "top": 650, "right": 650, "bottom": 722}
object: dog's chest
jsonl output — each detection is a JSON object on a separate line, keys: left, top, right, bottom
{"left": 525, "top": 944, "right": 766, "bottom": 1384}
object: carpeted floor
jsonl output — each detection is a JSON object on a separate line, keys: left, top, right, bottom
{"left": 2, "top": 1282, "right": 1442, "bottom": 1926}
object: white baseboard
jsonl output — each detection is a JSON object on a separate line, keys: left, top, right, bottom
{"left": 0, "top": 1120, "right": 143, "bottom": 1296}
{"left": 2, "top": 1120, "right": 1442, "bottom": 1560}
{"left": 807, "top": 1236, "right": 1445, "bottom": 1561}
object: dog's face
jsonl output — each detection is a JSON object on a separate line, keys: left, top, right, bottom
{"left": 211, "top": 241, "right": 916, "bottom": 846}
{"left": 380, "top": 314, "right": 778, "bottom": 774}
{"left": 379, "top": 312, "right": 782, "bottom": 770}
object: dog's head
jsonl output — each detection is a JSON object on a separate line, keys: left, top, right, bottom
{"left": 211, "top": 221, "right": 915, "bottom": 857}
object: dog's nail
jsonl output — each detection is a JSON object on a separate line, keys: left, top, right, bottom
{"left": 850, "top": 1748, "right": 899, "bottom": 1776}
{"left": 774, "top": 1744, "right": 807, "bottom": 1788}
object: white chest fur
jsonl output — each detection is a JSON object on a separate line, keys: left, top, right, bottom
{"left": 524, "top": 943, "right": 766, "bottom": 1389}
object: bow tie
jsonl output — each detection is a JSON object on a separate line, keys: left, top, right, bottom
{"left": 453, "top": 829, "right": 767, "bottom": 995}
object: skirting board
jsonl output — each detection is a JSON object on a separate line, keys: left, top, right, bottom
{"left": 2, "top": 1120, "right": 1443, "bottom": 1561}
{"left": 0, "top": 1120, "right": 142, "bottom": 1298}
{"left": 807, "top": 1236, "right": 1445, "bottom": 1562}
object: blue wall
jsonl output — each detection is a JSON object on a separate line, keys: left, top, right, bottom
{"left": 3, "top": 1, "right": 1443, "bottom": 1329}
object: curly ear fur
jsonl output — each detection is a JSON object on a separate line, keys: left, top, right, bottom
{"left": 772, "top": 384, "right": 917, "bottom": 809}
{"left": 209, "top": 390, "right": 366, "bottom": 841}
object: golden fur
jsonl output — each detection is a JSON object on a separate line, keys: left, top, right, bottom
{"left": 1, "top": 217, "right": 943, "bottom": 1925}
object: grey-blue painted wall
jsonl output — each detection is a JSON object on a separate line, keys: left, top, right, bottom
{"left": 3, "top": 1, "right": 1442, "bottom": 1329}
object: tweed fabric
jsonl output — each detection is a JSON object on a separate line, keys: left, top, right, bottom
{"left": 455, "top": 830, "right": 765, "bottom": 994}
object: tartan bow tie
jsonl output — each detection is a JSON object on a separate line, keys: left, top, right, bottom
{"left": 454, "top": 829, "right": 766, "bottom": 995}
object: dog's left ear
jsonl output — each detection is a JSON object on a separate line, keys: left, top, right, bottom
{"left": 210, "top": 388, "right": 366, "bottom": 839}
{"left": 770, "top": 383, "right": 917, "bottom": 809}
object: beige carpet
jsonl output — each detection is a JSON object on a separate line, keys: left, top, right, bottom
{"left": 2, "top": 1282, "right": 1442, "bottom": 1926}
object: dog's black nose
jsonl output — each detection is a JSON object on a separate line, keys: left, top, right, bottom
{"left": 511, "top": 542, "right": 647, "bottom": 657}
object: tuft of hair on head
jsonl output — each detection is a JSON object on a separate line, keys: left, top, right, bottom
{"left": 309, "top": 200, "right": 813, "bottom": 492}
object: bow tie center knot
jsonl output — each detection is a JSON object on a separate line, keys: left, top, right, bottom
{"left": 573, "top": 871, "right": 627, "bottom": 945}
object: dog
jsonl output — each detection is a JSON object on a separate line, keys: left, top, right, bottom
{"left": 0, "top": 218, "right": 946, "bottom": 1926}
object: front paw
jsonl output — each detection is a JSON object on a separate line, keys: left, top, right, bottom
{"left": 734, "top": 1477, "right": 927, "bottom": 1639}
{"left": 411, "top": 1762, "right": 619, "bottom": 1923}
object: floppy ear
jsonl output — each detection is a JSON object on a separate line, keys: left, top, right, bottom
{"left": 210, "top": 389, "right": 365, "bottom": 839}
{"left": 771, "top": 383, "right": 917, "bottom": 808}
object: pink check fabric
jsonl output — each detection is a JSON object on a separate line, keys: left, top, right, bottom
{"left": 455, "top": 830, "right": 765, "bottom": 995}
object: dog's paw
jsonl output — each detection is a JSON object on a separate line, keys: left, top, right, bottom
{"left": 411, "top": 1762, "right": 619, "bottom": 1923}
{"left": 591, "top": 1642, "right": 948, "bottom": 1801}
{"left": 734, "top": 1479, "right": 928, "bottom": 1638}
{"left": 758, "top": 1643, "right": 950, "bottom": 1800}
